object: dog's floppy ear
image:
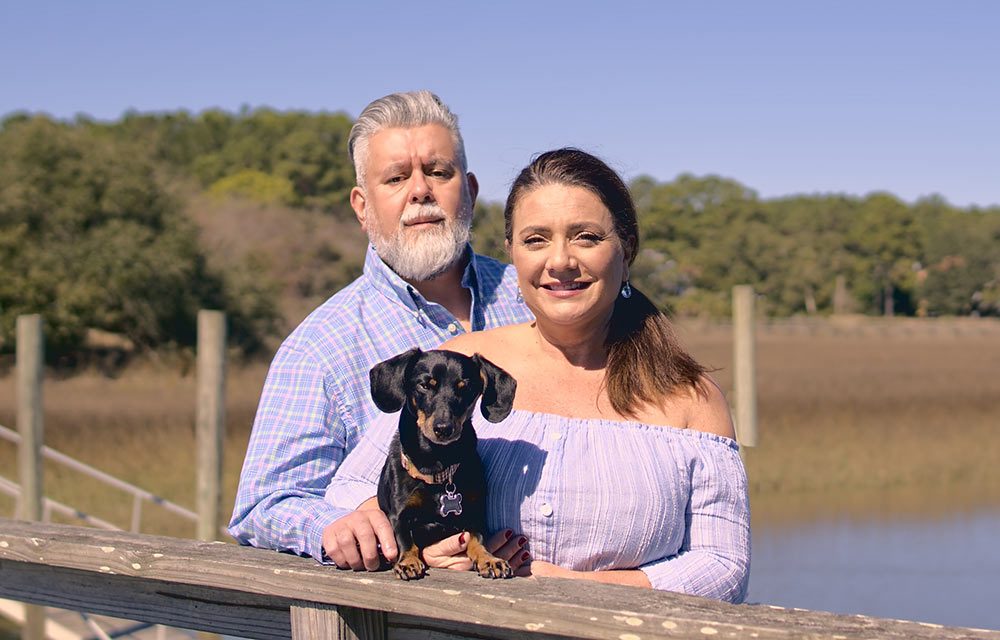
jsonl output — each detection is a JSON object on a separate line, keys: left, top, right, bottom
{"left": 370, "top": 347, "right": 421, "bottom": 413}
{"left": 473, "top": 353, "right": 517, "bottom": 423}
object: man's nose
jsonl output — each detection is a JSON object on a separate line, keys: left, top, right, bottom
{"left": 408, "top": 172, "right": 434, "bottom": 204}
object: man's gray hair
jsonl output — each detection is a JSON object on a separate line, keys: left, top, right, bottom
{"left": 348, "top": 90, "right": 468, "bottom": 187}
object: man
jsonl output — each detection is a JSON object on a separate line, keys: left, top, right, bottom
{"left": 228, "top": 91, "right": 533, "bottom": 570}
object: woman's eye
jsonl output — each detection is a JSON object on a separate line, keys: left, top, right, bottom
{"left": 522, "top": 236, "right": 546, "bottom": 247}
{"left": 576, "top": 233, "right": 603, "bottom": 245}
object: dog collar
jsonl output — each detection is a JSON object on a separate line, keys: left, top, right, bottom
{"left": 400, "top": 452, "right": 460, "bottom": 485}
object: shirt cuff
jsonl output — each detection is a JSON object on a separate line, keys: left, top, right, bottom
{"left": 305, "top": 504, "right": 351, "bottom": 564}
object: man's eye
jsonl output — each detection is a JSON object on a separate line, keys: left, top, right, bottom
{"left": 387, "top": 176, "right": 405, "bottom": 184}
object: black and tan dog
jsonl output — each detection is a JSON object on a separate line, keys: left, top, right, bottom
{"left": 370, "top": 347, "right": 516, "bottom": 580}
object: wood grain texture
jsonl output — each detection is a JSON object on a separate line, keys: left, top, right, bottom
{"left": 290, "top": 604, "right": 386, "bottom": 640}
{"left": 0, "top": 519, "right": 996, "bottom": 640}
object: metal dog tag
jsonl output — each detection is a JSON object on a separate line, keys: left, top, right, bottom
{"left": 438, "top": 485, "right": 463, "bottom": 517}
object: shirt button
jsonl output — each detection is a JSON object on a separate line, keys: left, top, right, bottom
{"left": 549, "top": 431, "right": 562, "bottom": 442}
{"left": 447, "top": 323, "right": 458, "bottom": 334}
{"left": 539, "top": 503, "right": 553, "bottom": 517}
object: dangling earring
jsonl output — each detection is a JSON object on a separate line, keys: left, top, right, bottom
{"left": 620, "top": 281, "right": 632, "bottom": 299}
{"left": 516, "top": 288, "right": 524, "bottom": 303}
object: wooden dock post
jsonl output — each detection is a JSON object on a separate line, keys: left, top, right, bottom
{"left": 196, "top": 310, "right": 226, "bottom": 542}
{"left": 16, "top": 314, "right": 46, "bottom": 640}
{"left": 732, "top": 286, "right": 758, "bottom": 448}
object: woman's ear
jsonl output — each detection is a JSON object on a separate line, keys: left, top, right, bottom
{"left": 473, "top": 354, "right": 517, "bottom": 423}
{"left": 504, "top": 238, "right": 512, "bottom": 257}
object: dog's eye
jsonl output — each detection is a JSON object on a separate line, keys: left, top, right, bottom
{"left": 456, "top": 379, "right": 467, "bottom": 389}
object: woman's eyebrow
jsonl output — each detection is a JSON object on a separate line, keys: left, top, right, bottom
{"left": 565, "top": 222, "right": 607, "bottom": 234}
{"left": 517, "top": 225, "right": 550, "bottom": 236}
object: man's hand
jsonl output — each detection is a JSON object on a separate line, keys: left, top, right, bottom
{"left": 423, "top": 529, "right": 532, "bottom": 575}
{"left": 322, "top": 498, "right": 398, "bottom": 571}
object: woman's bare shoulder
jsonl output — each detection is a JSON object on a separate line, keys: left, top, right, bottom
{"left": 439, "top": 323, "right": 532, "bottom": 360}
{"left": 683, "top": 374, "right": 737, "bottom": 440}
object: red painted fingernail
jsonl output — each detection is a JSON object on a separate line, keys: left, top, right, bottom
{"left": 521, "top": 552, "right": 530, "bottom": 561}
{"left": 518, "top": 537, "right": 527, "bottom": 546}
{"left": 459, "top": 533, "right": 466, "bottom": 544}
{"left": 504, "top": 530, "right": 513, "bottom": 540}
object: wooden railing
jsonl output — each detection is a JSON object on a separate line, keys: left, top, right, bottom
{"left": 0, "top": 519, "right": 995, "bottom": 640}
{"left": 0, "top": 423, "right": 212, "bottom": 535}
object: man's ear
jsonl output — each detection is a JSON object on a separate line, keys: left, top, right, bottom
{"left": 473, "top": 353, "right": 516, "bottom": 423}
{"left": 370, "top": 348, "right": 421, "bottom": 413}
{"left": 350, "top": 186, "right": 368, "bottom": 230}
{"left": 466, "top": 172, "right": 479, "bottom": 207}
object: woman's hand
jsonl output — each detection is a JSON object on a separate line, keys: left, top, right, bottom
{"left": 423, "top": 529, "right": 532, "bottom": 575}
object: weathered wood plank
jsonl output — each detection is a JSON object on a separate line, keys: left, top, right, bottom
{"left": 16, "top": 314, "right": 46, "bottom": 640}
{"left": 290, "top": 604, "right": 387, "bottom": 640}
{"left": 0, "top": 519, "right": 995, "bottom": 640}
{"left": 196, "top": 309, "right": 226, "bottom": 542}
{"left": 0, "top": 562, "right": 292, "bottom": 639}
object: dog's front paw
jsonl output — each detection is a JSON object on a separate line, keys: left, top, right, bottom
{"left": 393, "top": 556, "right": 427, "bottom": 581}
{"left": 474, "top": 557, "right": 513, "bottom": 579}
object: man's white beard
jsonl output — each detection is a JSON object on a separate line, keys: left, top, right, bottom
{"left": 366, "top": 201, "right": 472, "bottom": 281}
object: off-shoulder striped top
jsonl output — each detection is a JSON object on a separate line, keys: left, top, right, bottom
{"left": 326, "top": 407, "right": 751, "bottom": 603}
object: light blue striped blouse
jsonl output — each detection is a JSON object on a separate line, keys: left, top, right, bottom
{"left": 326, "top": 407, "right": 751, "bottom": 604}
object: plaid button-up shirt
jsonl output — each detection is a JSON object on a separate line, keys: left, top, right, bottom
{"left": 228, "top": 244, "right": 533, "bottom": 560}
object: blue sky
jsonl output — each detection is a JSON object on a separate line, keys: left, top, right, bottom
{"left": 3, "top": 1, "right": 998, "bottom": 207}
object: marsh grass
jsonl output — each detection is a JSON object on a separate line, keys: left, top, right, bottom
{"left": 1, "top": 319, "right": 998, "bottom": 537}
{"left": 679, "top": 321, "right": 1000, "bottom": 527}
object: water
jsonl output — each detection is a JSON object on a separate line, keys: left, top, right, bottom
{"left": 748, "top": 508, "right": 1000, "bottom": 630}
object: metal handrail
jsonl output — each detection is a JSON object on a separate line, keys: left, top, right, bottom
{"left": 0, "top": 423, "right": 198, "bottom": 532}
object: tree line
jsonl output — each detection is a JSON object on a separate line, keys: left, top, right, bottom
{"left": 1, "top": 109, "right": 998, "bottom": 360}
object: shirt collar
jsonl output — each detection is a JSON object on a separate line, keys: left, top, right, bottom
{"left": 363, "top": 243, "right": 480, "bottom": 311}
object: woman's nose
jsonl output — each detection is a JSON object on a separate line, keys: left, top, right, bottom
{"left": 547, "top": 242, "right": 578, "bottom": 272}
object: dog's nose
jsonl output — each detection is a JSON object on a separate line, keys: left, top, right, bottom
{"left": 433, "top": 422, "right": 455, "bottom": 439}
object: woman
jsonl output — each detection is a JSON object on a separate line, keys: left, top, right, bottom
{"left": 327, "top": 148, "right": 750, "bottom": 603}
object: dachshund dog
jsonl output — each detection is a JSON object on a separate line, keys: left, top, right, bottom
{"left": 370, "top": 347, "right": 517, "bottom": 580}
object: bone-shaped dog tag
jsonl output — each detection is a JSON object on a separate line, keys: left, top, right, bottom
{"left": 438, "top": 486, "right": 463, "bottom": 517}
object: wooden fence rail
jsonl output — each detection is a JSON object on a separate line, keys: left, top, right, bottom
{"left": 1, "top": 519, "right": 995, "bottom": 640}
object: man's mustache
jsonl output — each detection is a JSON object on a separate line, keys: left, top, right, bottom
{"left": 400, "top": 204, "right": 447, "bottom": 227}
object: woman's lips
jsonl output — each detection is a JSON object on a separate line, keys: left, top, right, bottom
{"left": 541, "top": 281, "right": 591, "bottom": 297}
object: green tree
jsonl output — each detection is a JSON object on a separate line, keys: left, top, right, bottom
{"left": 846, "top": 193, "right": 925, "bottom": 316}
{"left": 0, "top": 115, "right": 279, "bottom": 356}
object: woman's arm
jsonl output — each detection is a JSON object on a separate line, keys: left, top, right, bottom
{"left": 324, "top": 410, "right": 396, "bottom": 511}
{"left": 529, "top": 561, "right": 652, "bottom": 588}
{"left": 637, "top": 442, "right": 751, "bottom": 603}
